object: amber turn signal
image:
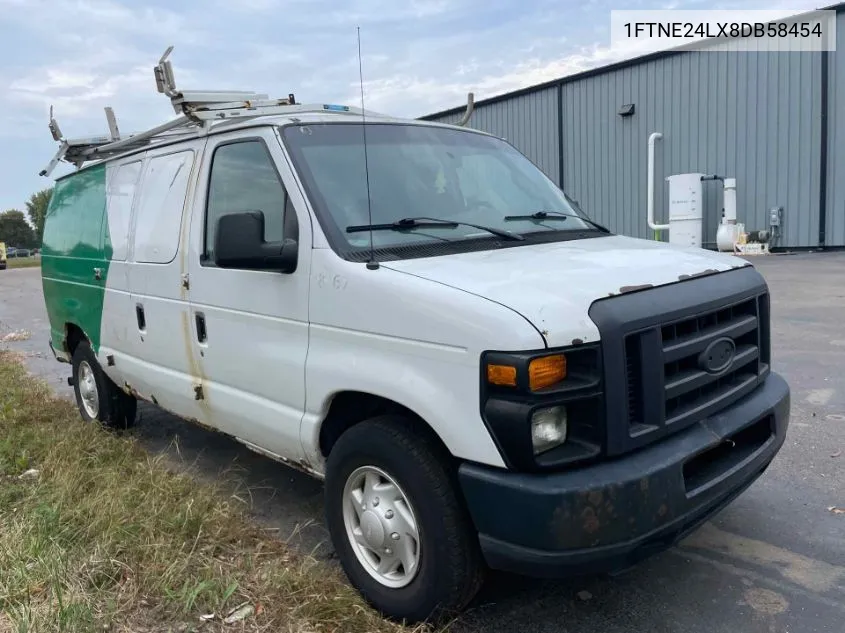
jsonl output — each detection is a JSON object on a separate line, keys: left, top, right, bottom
{"left": 487, "top": 363, "right": 517, "bottom": 387}
{"left": 528, "top": 354, "right": 567, "bottom": 391}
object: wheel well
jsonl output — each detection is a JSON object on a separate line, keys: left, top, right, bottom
{"left": 64, "top": 323, "right": 87, "bottom": 356}
{"left": 319, "top": 391, "right": 449, "bottom": 458}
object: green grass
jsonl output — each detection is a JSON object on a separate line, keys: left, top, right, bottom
{"left": 6, "top": 257, "right": 41, "bottom": 269}
{"left": 0, "top": 351, "right": 431, "bottom": 633}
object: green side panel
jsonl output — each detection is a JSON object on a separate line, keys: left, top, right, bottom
{"left": 41, "top": 164, "right": 113, "bottom": 354}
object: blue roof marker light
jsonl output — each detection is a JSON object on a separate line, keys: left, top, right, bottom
{"left": 323, "top": 104, "right": 350, "bottom": 112}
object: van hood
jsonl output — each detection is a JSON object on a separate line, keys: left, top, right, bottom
{"left": 381, "top": 235, "right": 751, "bottom": 348}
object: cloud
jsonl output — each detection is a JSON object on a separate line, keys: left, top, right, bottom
{"left": 216, "top": 0, "right": 281, "bottom": 11}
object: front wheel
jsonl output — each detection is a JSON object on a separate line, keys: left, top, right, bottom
{"left": 71, "top": 340, "right": 137, "bottom": 430}
{"left": 324, "top": 415, "right": 485, "bottom": 623}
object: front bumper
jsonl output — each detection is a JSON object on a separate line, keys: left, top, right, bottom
{"left": 458, "top": 371, "right": 790, "bottom": 577}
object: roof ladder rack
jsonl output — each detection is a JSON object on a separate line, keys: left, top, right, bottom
{"left": 40, "top": 45, "right": 385, "bottom": 177}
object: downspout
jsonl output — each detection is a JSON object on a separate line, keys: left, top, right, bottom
{"left": 647, "top": 132, "right": 668, "bottom": 234}
{"left": 818, "top": 48, "right": 829, "bottom": 249}
{"left": 557, "top": 82, "right": 565, "bottom": 189}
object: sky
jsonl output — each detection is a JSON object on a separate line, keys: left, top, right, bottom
{"left": 0, "top": 0, "right": 825, "bottom": 214}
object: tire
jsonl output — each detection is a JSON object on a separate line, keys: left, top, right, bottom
{"left": 324, "top": 415, "right": 485, "bottom": 623}
{"left": 71, "top": 340, "right": 137, "bottom": 430}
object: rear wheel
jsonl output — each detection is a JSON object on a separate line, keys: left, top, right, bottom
{"left": 324, "top": 415, "right": 485, "bottom": 623}
{"left": 71, "top": 340, "right": 137, "bottom": 429}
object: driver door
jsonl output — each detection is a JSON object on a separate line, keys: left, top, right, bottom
{"left": 186, "top": 128, "right": 312, "bottom": 462}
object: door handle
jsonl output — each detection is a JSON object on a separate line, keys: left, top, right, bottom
{"left": 135, "top": 304, "right": 146, "bottom": 331}
{"left": 93, "top": 267, "right": 102, "bottom": 280}
{"left": 195, "top": 312, "right": 207, "bottom": 343}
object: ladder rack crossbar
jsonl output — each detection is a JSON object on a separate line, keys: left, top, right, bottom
{"left": 78, "top": 115, "right": 193, "bottom": 159}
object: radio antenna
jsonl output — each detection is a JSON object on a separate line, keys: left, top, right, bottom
{"left": 357, "top": 26, "right": 379, "bottom": 270}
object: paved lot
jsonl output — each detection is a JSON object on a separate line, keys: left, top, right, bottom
{"left": 2, "top": 253, "right": 844, "bottom": 633}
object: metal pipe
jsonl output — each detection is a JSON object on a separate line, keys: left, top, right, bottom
{"left": 457, "top": 92, "right": 475, "bottom": 126}
{"left": 80, "top": 115, "right": 192, "bottom": 158}
{"left": 723, "top": 177, "right": 737, "bottom": 223}
{"left": 647, "top": 132, "right": 668, "bottom": 231}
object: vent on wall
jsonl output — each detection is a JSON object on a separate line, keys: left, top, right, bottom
{"left": 618, "top": 103, "right": 635, "bottom": 117}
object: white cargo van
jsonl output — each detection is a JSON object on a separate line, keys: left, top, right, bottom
{"left": 39, "top": 52, "right": 790, "bottom": 623}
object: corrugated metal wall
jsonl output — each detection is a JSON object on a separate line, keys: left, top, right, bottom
{"left": 427, "top": 33, "right": 842, "bottom": 248}
{"left": 826, "top": 10, "right": 845, "bottom": 247}
{"left": 434, "top": 87, "right": 561, "bottom": 187}
{"left": 561, "top": 50, "right": 822, "bottom": 247}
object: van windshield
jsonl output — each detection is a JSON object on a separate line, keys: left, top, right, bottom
{"left": 280, "top": 122, "right": 597, "bottom": 254}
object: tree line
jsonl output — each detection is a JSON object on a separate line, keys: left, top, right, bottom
{"left": 0, "top": 189, "right": 52, "bottom": 250}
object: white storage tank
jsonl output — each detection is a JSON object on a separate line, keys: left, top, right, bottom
{"left": 716, "top": 177, "right": 742, "bottom": 252}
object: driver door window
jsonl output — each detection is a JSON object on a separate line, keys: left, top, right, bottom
{"left": 204, "top": 139, "right": 288, "bottom": 264}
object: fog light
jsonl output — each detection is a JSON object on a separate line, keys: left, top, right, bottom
{"left": 531, "top": 406, "right": 568, "bottom": 455}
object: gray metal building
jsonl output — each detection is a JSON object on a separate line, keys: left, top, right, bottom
{"left": 422, "top": 4, "right": 845, "bottom": 250}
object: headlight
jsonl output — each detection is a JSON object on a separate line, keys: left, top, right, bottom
{"left": 480, "top": 343, "right": 602, "bottom": 471}
{"left": 531, "top": 406, "right": 568, "bottom": 454}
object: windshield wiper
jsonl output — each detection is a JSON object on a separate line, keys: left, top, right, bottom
{"left": 503, "top": 210, "right": 611, "bottom": 233}
{"left": 346, "top": 216, "right": 525, "bottom": 241}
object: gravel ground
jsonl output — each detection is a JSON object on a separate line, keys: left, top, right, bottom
{"left": 2, "top": 252, "right": 843, "bottom": 633}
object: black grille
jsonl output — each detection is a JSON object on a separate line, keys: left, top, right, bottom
{"left": 662, "top": 297, "right": 760, "bottom": 426}
{"left": 625, "top": 334, "right": 644, "bottom": 428}
{"left": 624, "top": 293, "right": 770, "bottom": 439}
{"left": 587, "top": 266, "right": 772, "bottom": 457}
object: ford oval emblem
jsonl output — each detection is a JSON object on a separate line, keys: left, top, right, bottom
{"left": 698, "top": 337, "right": 736, "bottom": 374}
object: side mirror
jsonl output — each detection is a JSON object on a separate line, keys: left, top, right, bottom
{"left": 214, "top": 210, "right": 298, "bottom": 273}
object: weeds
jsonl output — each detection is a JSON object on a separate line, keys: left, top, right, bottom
{"left": 0, "top": 352, "right": 430, "bottom": 632}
